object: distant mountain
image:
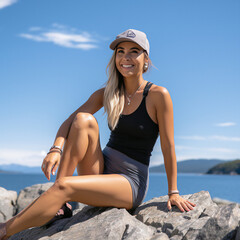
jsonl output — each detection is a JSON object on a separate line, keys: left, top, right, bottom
{"left": 0, "top": 159, "right": 234, "bottom": 175}
{"left": 206, "top": 159, "right": 240, "bottom": 175}
{"left": 0, "top": 169, "right": 16, "bottom": 174}
{"left": 0, "top": 164, "right": 42, "bottom": 174}
{"left": 0, "top": 164, "right": 78, "bottom": 175}
{"left": 149, "top": 159, "right": 228, "bottom": 174}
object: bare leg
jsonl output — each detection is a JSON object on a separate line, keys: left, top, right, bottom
{"left": 46, "top": 112, "right": 105, "bottom": 222}
{"left": 56, "top": 112, "right": 104, "bottom": 179}
{"left": 4, "top": 174, "right": 132, "bottom": 237}
{"left": 3, "top": 113, "right": 133, "bottom": 238}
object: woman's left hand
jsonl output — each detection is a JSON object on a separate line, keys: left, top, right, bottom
{"left": 167, "top": 194, "right": 196, "bottom": 212}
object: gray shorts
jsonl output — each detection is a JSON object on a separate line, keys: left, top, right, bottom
{"left": 102, "top": 146, "right": 149, "bottom": 210}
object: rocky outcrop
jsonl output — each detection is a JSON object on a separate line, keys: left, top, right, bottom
{"left": 0, "top": 183, "right": 239, "bottom": 240}
{"left": 134, "top": 191, "right": 240, "bottom": 240}
{"left": 10, "top": 207, "right": 156, "bottom": 240}
{"left": 213, "top": 197, "right": 240, "bottom": 208}
{"left": 0, "top": 187, "right": 17, "bottom": 222}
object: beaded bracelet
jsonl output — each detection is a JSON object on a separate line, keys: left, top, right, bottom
{"left": 47, "top": 149, "right": 62, "bottom": 155}
{"left": 49, "top": 145, "right": 63, "bottom": 155}
{"left": 168, "top": 190, "right": 179, "bottom": 195}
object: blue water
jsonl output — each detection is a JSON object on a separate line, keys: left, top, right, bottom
{"left": 0, "top": 173, "right": 239, "bottom": 203}
{"left": 145, "top": 173, "right": 240, "bottom": 203}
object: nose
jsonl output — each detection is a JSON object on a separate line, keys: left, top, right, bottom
{"left": 122, "top": 52, "right": 131, "bottom": 60}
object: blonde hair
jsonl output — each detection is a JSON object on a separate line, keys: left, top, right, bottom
{"left": 103, "top": 50, "right": 151, "bottom": 130}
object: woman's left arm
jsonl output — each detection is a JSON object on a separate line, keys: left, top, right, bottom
{"left": 154, "top": 86, "right": 196, "bottom": 212}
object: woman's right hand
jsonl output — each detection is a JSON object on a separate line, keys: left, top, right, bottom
{"left": 41, "top": 152, "right": 61, "bottom": 180}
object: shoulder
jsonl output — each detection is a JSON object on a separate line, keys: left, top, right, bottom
{"left": 90, "top": 87, "right": 105, "bottom": 99}
{"left": 149, "top": 84, "right": 172, "bottom": 104}
{"left": 87, "top": 87, "right": 105, "bottom": 106}
{"left": 149, "top": 84, "right": 172, "bottom": 108}
{"left": 93, "top": 87, "right": 105, "bottom": 96}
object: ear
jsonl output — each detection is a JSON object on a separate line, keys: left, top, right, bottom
{"left": 144, "top": 51, "right": 149, "bottom": 62}
{"left": 144, "top": 59, "right": 149, "bottom": 66}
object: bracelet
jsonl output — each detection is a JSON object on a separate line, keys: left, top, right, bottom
{"left": 49, "top": 145, "right": 63, "bottom": 154}
{"left": 168, "top": 190, "right": 179, "bottom": 195}
{"left": 47, "top": 149, "right": 62, "bottom": 155}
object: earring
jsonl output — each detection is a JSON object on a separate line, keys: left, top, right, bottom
{"left": 143, "top": 63, "right": 148, "bottom": 71}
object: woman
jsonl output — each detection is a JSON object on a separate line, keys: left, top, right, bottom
{"left": 0, "top": 29, "right": 195, "bottom": 239}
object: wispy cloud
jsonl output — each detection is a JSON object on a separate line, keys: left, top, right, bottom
{"left": 175, "top": 154, "right": 234, "bottom": 162}
{"left": 215, "top": 122, "right": 236, "bottom": 127}
{"left": 209, "top": 135, "right": 240, "bottom": 141}
{"left": 176, "top": 136, "right": 207, "bottom": 141}
{"left": 176, "top": 135, "right": 240, "bottom": 142}
{"left": 19, "top": 23, "right": 99, "bottom": 50}
{"left": 175, "top": 145, "right": 195, "bottom": 150}
{"left": 29, "top": 27, "right": 43, "bottom": 32}
{"left": 175, "top": 145, "right": 239, "bottom": 153}
{"left": 0, "top": 149, "right": 47, "bottom": 166}
{"left": 0, "top": 0, "right": 17, "bottom": 9}
{"left": 206, "top": 147, "right": 238, "bottom": 153}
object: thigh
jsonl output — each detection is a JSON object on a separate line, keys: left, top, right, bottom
{"left": 77, "top": 136, "right": 104, "bottom": 175}
{"left": 63, "top": 174, "right": 133, "bottom": 210}
{"left": 103, "top": 146, "right": 149, "bottom": 210}
{"left": 71, "top": 113, "right": 104, "bottom": 175}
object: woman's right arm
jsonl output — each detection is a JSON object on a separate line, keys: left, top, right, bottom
{"left": 42, "top": 88, "right": 105, "bottom": 180}
{"left": 53, "top": 88, "right": 104, "bottom": 149}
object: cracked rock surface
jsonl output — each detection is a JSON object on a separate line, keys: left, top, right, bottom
{"left": 0, "top": 187, "right": 17, "bottom": 222}
{"left": 0, "top": 184, "right": 239, "bottom": 240}
{"left": 134, "top": 191, "right": 240, "bottom": 240}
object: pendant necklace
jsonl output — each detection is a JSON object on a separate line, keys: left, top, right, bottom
{"left": 125, "top": 80, "right": 144, "bottom": 106}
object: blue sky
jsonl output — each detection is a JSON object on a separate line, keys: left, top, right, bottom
{"left": 0, "top": 0, "right": 239, "bottom": 166}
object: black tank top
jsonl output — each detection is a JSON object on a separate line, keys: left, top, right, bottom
{"left": 107, "top": 82, "right": 159, "bottom": 166}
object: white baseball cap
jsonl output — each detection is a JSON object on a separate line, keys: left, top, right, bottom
{"left": 109, "top": 29, "right": 150, "bottom": 55}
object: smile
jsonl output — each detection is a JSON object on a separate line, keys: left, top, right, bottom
{"left": 121, "top": 64, "right": 134, "bottom": 68}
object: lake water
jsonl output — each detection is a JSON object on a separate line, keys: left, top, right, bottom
{"left": 0, "top": 173, "right": 239, "bottom": 203}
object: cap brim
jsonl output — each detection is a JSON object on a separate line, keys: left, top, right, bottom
{"left": 109, "top": 38, "right": 141, "bottom": 51}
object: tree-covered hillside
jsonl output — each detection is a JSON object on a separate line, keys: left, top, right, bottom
{"left": 149, "top": 159, "right": 227, "bottom": 173}
{"left": 206, "top": 159, "right": 240, "bottom": 175}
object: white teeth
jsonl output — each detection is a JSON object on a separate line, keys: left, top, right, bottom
{"left": 122, "top": 65, "right": 133, "bottom": 68}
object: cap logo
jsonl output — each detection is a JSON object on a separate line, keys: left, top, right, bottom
{"left": 126, "top": 30, "right": 136, "bottom": 38}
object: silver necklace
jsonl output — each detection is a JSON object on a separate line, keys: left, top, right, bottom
{"left": 125, "top": 80, "right": 144, "bottom": 106}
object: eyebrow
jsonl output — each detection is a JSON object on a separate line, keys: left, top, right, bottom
{"left": 116, "top": 47, "right": 141, "bottom": 51}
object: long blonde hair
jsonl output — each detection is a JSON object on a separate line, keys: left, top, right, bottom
{"left": 103, "top": 50, "right": 150, "bottom": 130}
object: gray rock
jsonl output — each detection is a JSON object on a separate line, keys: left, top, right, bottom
{"left": 184, "top": 203, "right": 240, "bottom": 240}
{"left": 236, "top": 225, "right": 240, "bottom": 240}
{"left": 170, "top": 236, "right": 183, "bottom": 240}
{"left": 10, "top": 206, "right": 155, "bottom": 240}
{"left": 3, "top": 187, "right": 240, "bottom": 240}
{"left": 151, "top": 232, "right": 170, "bottom": 239}
{"left": 134, "top": 191, "right": 215, "bottom": 237}
{"left": 134, "top": 191, "right": 240, "bottom": 240}
{"left": 71, "top": 201, "right": 86, "bottom": 213}
{"left": 16, "top": 182, "right": 54, "bottom": 213}
{"left": 198, "top": 203, "right": 219, "bottom": 218}
{"left": 0, "top": 187, "right": 17, "bottom": 221}
{"left": 213, "top": 197, "right": 240, "bottom": 208}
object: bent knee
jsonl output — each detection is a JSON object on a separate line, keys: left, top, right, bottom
{"left": 73, "top": 112, "right": 98, "bottom": 130}
{"left": 50, "top": 177, "right": 71, "bottom": 201}
{"left": 53, "top": 177, "right": 69, "bottom": 191}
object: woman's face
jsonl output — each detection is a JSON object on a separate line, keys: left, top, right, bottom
{"left": 115, "top": 41, "right": 147, "bottom": 78}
